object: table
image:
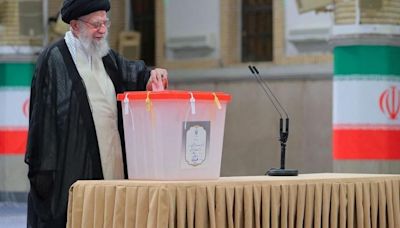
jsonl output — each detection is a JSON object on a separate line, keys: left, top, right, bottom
{"left": 67, "top": 173, "right": 400, "bottom": 228}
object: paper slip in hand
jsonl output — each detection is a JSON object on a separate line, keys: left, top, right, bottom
{"left": 151, "top": 80, "right": 165, "bottom": 91}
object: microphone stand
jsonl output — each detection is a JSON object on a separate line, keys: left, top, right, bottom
{"left": 248, "top": 65, "right": 298, "bottom": 176}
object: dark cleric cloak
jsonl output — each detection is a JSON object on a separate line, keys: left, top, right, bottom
{"left": 24, "top": 39, "right": 150, "bottom": 227}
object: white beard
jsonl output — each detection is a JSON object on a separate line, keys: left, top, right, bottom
{"left": 78, "top": 26, "right": 110, "bottom": 58}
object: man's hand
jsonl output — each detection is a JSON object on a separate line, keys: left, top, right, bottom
{"left": 146, "top": 68, "right": 168, "bottom": 91}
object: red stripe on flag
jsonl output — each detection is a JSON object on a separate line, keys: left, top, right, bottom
{"left": 333, "top": 129, "right": 400, "bottom": 159}
{"left": 0, "top": 129, "right": 28, "bottom": 155}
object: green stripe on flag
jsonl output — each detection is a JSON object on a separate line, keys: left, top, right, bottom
{"left": 0, "top": 63, "right": 35, "bottom": 87}
{"left": 334, "top": 45, "right": 400, "bottom": 76}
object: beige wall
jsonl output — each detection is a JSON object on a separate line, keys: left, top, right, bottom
{"left": 1, "top": 0, "right": 125, "bottom": 50}
{"left": 168, "top": 74, "right": 334, "bottom": 176}
{"left": 109, "top": 0, "right": 126, "bottom": 50}
{"left": 0, "top": 0, "right": 336, "bottom": 197}
{"left": 2, "top": 0, "right": 332, "bottom": 65}
{"left": 0, "top": 75, "right": 334, "bottom": 196}
{"left": 153, "top": 0, "right": 334, "bottom": 174}
{"left": 155, "top": 0, "right": 332, "bottom": 69}
{"left": 335, "top": 0, "right": 400, "bottom": 25}
{"left": 3, "top": 0, "right": 400, "bottom": 198}
{"left": 0, "top": 1, "right": 41, "bottom": 46}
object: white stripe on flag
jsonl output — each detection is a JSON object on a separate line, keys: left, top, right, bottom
{"left": 333, "top": 78, "right": 400, "bottom": 125}
{"left": 0, "top": 89, "right": 30, "bottom": 127}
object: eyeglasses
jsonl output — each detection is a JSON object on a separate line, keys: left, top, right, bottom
{"left": 79, "top": 19, "right": 111, "bottom": 30}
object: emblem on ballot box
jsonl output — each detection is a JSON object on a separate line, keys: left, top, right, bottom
{"left": 182, "top": 121, "right": 210, "bottom": 167}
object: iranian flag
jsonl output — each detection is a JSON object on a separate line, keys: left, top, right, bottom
{"left": 0, "top": 63, "right": 33, "bottom": 155}
{"left": 333, "top": 46, "right": 400, "bottom": 160}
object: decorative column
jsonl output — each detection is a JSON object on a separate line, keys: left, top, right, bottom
{"left": 332, "top": 0, "right": 400, "bottom": 173}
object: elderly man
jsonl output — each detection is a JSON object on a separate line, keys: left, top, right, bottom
{"left": 24, "top": 0, "right": 168, "bottom": 227}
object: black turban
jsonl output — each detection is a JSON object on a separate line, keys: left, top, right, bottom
{"left": 61, "top": 0, "right": 110, "bottom": 24}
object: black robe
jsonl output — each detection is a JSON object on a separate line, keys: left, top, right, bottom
{"left": 25, "top": 39, "right": 150, "bottom": 228}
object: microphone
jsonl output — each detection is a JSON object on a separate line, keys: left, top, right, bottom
{"left": 248, "top": 65, "right": 298, "bottom": 176}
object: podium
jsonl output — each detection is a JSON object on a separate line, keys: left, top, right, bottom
{"left": 67, "top": 174, "right": 400, "bottom": 228}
